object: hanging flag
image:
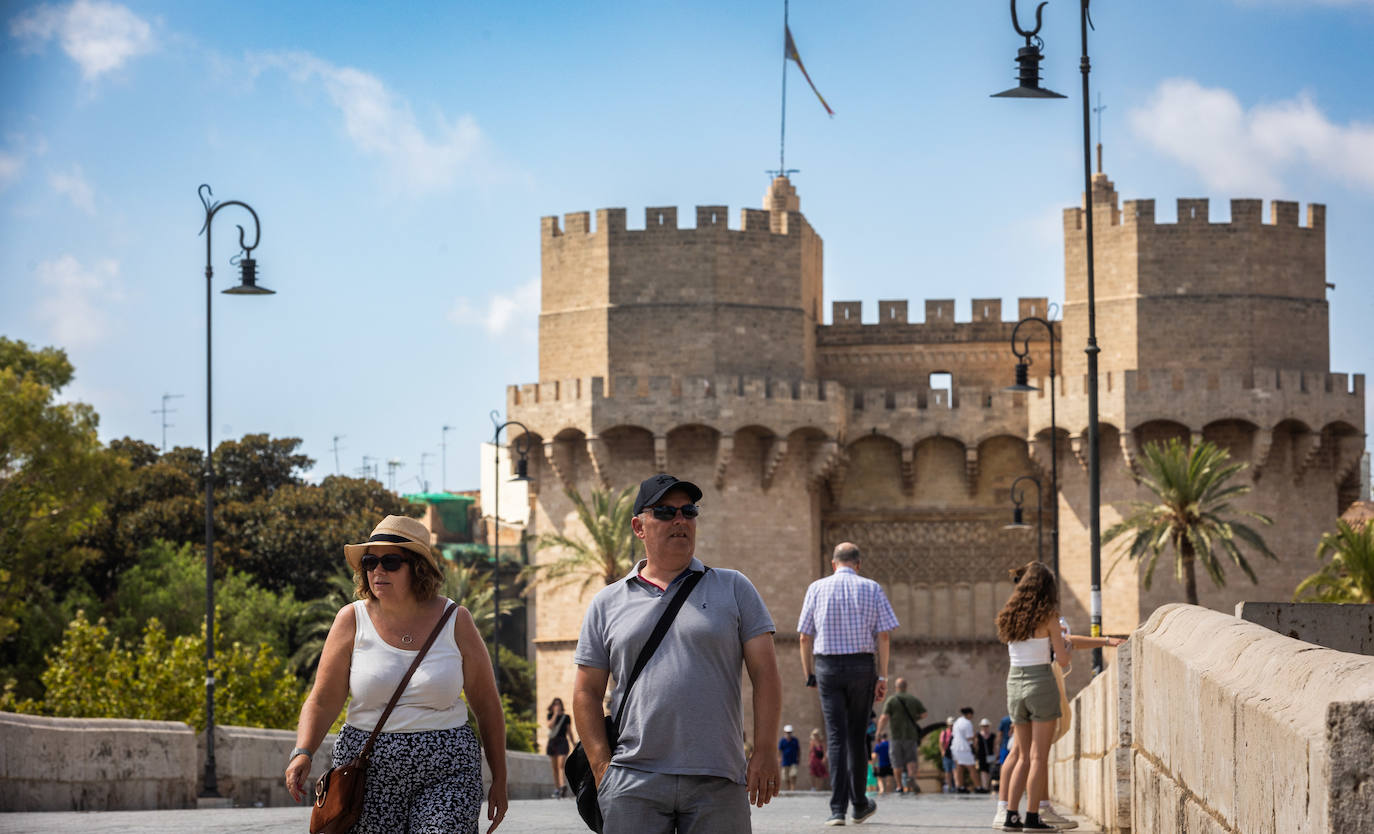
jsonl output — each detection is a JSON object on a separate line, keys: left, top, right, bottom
{"left": 784, "top": 25, "right": 834, "bottom": 117}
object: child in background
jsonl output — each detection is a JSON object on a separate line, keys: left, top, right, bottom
{"left": 870, "top": 732, "right": 894, "bottom": 794}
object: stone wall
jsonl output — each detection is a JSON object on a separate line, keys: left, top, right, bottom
{"left": 1235, "top": 601, "right": 1374, "bottom": 656}
{"left": 0, "top": 714, "right": 557, "bottom": 811}
{"left": 1049, "top": 605, "right": 1374, "bottom": 833}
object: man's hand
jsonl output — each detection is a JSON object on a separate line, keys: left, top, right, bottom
{"left": 805, "top": 673, "right": 817, "bottom": 688}
{"left": 745, "top": 748, "right": 782, "bottom": 807}
{"left": 874, "top": 678, "right": 887, "bottom": 702}
{"left": 592, "top": 758, "right": 611, "bottom": 789}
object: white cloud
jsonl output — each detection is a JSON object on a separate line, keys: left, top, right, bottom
{"left": 10, "top": 0, "right": 154, "bottom": 80}
{"left": 50, "top": 164, "right": 95, "bottom": 213}
{"left": 0, "top": 150, "right": 21, "bottom": 189}
{"left": 33, "top": 254, "right": 123, "bottom": 346}
{"left": 1130, "top": 79, "right": 1374, "bottom": 195}
{"left": 255, "top": 51, "right": 490, "bottom": 194}
{"left": 448, "top": 279, "right": 540, "bottom": 337}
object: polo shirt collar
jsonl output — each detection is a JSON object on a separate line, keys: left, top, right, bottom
{"left": 628, "top": 557, "right": 705, "bottom": 588}
{"left": 834, "top": 565, "right": 857, "bottom": 576}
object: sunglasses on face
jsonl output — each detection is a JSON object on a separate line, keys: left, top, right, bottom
{"left": 648, "top": 503, "right": 700, "bottom": 521}
{"left": 361, "top": 553, "right": 411, "bottom": 572}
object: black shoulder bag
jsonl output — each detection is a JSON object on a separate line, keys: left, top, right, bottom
{"left": 565, "top": 568, "right": 708, "bottom": 833}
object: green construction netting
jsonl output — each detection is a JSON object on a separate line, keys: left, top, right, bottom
{"left": 403, "top": 492, "right": 476, "bottom": 537}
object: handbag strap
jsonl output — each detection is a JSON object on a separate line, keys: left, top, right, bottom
{"left": 357, "top": 601, "right": 457, "bottom": 762}
{"left": 610, "top": 567, "right": 708, "bottom": 732}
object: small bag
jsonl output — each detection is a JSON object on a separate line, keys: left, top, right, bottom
{"left": 310, "top": 602, "right": 456, "bottom": 834}
{"left": 1051, "top": 662, "right": 1073, "bottom": 743}
{"left": 564, "top": 569, "right": 708, "bottom": 833}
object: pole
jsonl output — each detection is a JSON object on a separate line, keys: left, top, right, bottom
{"left": 492, "top": 434, "right": 501, "bottom": 689}
{"left": 1078, "top": 0, "right": 1104, "bottom": 675}
{"left": 202, "top": 215, "right": 218, "bottom": 798}
{"left": 1049, "top": 326, "right": 1059, "bottom": 583}
{"left": 779, "top": 0, "right": 789, "bottom": 175}
{"left": 442, "top": 425, "right": 452, "bottom": 493}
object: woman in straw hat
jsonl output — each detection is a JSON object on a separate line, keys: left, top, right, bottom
{"left": 285, "top": 515, "right": 508, "bottom": 833}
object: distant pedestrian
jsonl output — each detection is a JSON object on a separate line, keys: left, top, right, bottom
{"left": 546, "top": 698, "right": 575, "bottom": 799}
{"left": 875, "top": 677, "right": 926, "bottom": 794}
{"left": 808, "top": 728, "right": 829, "bottom": 791}
{"left": 778, "top": 725, "right": 802, "bottom": 791}
{"left": 974, "top": 718, "right": 996, "bottom": 793}
{"left": 939, "top": 718, "right": 955, "bottom": 792}
{"left": 798, "top": 542, "right": 899, "bottom": 826}
{"left": 951, "top": 707, "right": 977, "bottom": 792}
{"left": 870, "top": 733, "right": 894, "bottom": 795}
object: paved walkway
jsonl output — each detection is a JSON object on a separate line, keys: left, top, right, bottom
{"left": 0, "top": 792, "right": 1098, "bottom": 833}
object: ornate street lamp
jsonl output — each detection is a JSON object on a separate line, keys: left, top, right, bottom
{"left": 1005, "top": 475, "right": 1043, "bottom": 565}
{"left": 196, "top": 183, "right": 274, "bottom": 796}
{"left": 1005, "top": 314, "right": 1059, "bottom": 583}
{"left": 489, "top": 411, "right": 531, "bottom": 689}
{"left": 994, "top": 0, "right": 1106, "bottom": 674}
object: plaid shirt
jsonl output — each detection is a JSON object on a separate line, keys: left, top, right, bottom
{"left": 796, "top": 566, "right": 899, "bottom": 654}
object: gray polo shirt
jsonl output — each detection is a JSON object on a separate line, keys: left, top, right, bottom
{"left": 574, "top": 556, "right": 775, "bottom": 784}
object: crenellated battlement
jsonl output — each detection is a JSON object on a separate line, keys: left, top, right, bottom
{"left": 824, "top": 297, "right": 1053, "bottom": 328}
{"left": 540, "top": 203, "right": 803, "bottom": 239}
{"left": 1065, "top": 196, "right": 1325, "bottom": 231}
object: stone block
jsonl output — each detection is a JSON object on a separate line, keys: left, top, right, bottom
{"left": 1327, "top": 700, "right": 1374, "bottom": 834}
{"left": 1235, "top": 601, "right": 1374, "bottom": 656}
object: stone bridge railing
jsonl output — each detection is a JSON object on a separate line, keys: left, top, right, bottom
{"left": 1048, "top": 603, "right": 1374, "bottom": 834}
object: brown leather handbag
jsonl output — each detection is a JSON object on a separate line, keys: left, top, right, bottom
{"left": 310, "top": 602, "right": 456, "bottom": 834}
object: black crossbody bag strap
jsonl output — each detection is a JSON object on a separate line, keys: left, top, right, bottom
{"left": 609, "top": 567, "right": 708, "bottom": 733}
{"left": 897, "top": 697, "right": 919, "bottom": 730}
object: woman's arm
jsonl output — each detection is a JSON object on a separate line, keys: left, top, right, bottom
{"left": 455, "top": 606, "right": 507, "bottom": 833}
{"left": 1067, "top": 634, "right": 1125, "bottom": 649}
{"left": 1049, "top": 611, "right": 1072, "bottom": 668}
{"left": 285, "top": 604, "right": 356, "bottom": 802}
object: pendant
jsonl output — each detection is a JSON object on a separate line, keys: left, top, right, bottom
{"left": 401, "top": 634, "right": 413, "bottom": 644}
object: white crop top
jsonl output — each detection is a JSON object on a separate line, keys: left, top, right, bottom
{"left": 345, "top": 599, "right": 468, "bottom": 733}
{"left": 1007, "top": 636, "right": 1052, "bottom": 667}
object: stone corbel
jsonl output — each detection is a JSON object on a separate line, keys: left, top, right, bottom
{"left": 1251, "top": 429, "right": 1274, "bottom": 481}
{"left": 807, "top": 439, "right": 845, "bottom": 493}
{"left": 1069, "top": 434, "right": 1089, "bottom": 469}
{"left": 1293, "top": 431, "right": 1322, "bottom": 482}
{"left": 542, "top": 440, "right": 572, "bottom": 492}
{"left": 585, "top": 436, "right": 611, "bottom": 490}
{"left": 1334, "top": 436, "right": 1366, "bottom": 487}
{"left": 900, "top": 445, "right": 916, "bottom": 494}
{"left": 964, "top": 447, "right": 979, "bottom": 495}
{"left": 714, "top": 433, "right": 734, "bottom": 490}
{"left": 762, "top": 437, "right": 789, "bottom": 490}
{"left": 653, "top": 435, "right": 668, "bottom": 473}
{"left": 1118, "top": 432, "right": 1141, "bottom": 481}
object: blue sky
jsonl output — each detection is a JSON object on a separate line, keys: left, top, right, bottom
{"left": 2, "top": 0, "right": 1371, "bottom": 491}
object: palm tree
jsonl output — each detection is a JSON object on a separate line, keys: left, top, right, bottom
{"left": 523, "top": 485, "right": 639, "bottom": 592}
{"left": 441, "top": 560, "right": 520, "bottom": 634}
{"left": 290, "top": 568, "right": 357, "bottom": 677}
{"left": 1103, "top": 438, "right": 1275, "bottom": 605}
{"left": 1294, "top": 520, "right": 1374, "bottom": 603}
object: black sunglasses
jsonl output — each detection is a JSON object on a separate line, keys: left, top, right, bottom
{"left": 361, "top": 553, "right": 412, "bottom": 572}
{"left": 649, "top": 503, "right": 700, "bottom": 521}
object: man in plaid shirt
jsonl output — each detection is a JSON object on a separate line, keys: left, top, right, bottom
{"left": 798, "top": 542, "right": 899, "bottom": 826}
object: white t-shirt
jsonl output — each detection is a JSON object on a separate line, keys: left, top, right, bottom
{"left": 951, "top": 716, "right": 976, "bottom": 764}
{"left": 345, "top": 599, "right": 468, "bottom": 733}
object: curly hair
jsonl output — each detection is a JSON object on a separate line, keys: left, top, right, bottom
{"left": 353, "top": 549, "right": 445, "bottom": 602}
{"left": 996, "top": 561, "right": 1059, "bottom": 643}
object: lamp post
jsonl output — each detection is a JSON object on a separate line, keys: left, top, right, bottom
{"left": 1005, "top": 475, "right": 1043, "bottom": 564}
{"left": 1005, "top": 314, "right": 1060, "bottom": 582}
{"left": 993, "top": 0, "right": 1104, "bottom": 673}
{"left": 196, "top": 183, "right": 274, "bottom": 796}
{"left": 489, "top": 411, "right": 531, "bottom": 689}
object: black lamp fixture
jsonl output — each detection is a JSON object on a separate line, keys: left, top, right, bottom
{"left": 489, "top": 410, "right": 532, "bottom": 689}
{"left": 991, "top": 1, "right": 1066, "bottom": 99}
{"left": 1005, "top": 474, "right": 1044, "bottom": 565}
{"left": 994, "top": 0, "right": 1106, "bottom": 675}
{"left": 196, "top": 183, "right": 274, "bottom": 798}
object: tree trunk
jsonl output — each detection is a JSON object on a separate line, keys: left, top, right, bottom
{"left": 1181, "top": 541, "right": 1199, "bottom": 605}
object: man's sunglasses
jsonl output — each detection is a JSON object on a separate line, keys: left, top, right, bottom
{"left": 361, "top": 553, "right": 412, "bottom": 572}
{"left": 648, "top": 503, "right": 700, "bottom": 521}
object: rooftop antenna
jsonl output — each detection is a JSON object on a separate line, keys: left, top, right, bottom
{"left": 420, "top": 451, "right": 435, "bottom": 493}
{"left": 152, "top": 393, "right": 184, "bottom": 453}
{"left": 441, "top": 425, "right": 454, "bottom": 492}
{"left": 360, "top": 455, "right": 376, "bottom": 482}
{"left": 1093, "top": 92, "right": 1107, "bottom": 173}
{"left": 331, "top": 434, "right": 346, "bottom": 475}
{"left": 386, "top": 458, "right": 404, "bottom": 492}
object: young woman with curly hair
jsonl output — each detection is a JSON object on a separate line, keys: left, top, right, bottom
{"left": 994, "top": 561, "right": 1070, "bottom": 831}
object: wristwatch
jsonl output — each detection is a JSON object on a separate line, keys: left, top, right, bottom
{"left": 289, "top": 746, "right": 313, "bottom": 763}
{"left": 877, "top": 676, "right": 887, "bottom": 682}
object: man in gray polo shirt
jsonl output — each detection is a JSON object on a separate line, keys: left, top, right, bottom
{"left": 573, "top": 473, "right": 783, "bottom": 833}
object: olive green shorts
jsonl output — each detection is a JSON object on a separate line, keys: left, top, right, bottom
{"left": 1006, "top": 664, "right": 1060, "bottom": 724}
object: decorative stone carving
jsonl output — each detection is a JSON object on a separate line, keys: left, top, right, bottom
{"left": 585, "top": 436, "right": 610, "bottom": 490}
{"left": 1251, "top": 429, "right": 1274, "bottom": 481}
{"left": 714, "top": 434, "right": 734, "bottom": 489}
{"left": 762, "top": 437, "right": 789, "bottom": 490}
{"left": 932, "top": 652, "right": 953, "bottom": 676}
{"left": 808, "top": 440, "right": 845, "bottom": 493}
{"left": 1070, "top": 434, "right": 1089, "bottom": 469}
{"left": 1118, "top": 432, "right": 1141, "bottom": 481}
{"left": 822, "top": 518, "right": 1034, "bottom": 585}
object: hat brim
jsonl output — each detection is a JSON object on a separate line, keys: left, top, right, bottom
{"left": 635, "top": 479, "right": 704, "bottom": 515}
{"left": 344, "top": 540, "right": 440, "bottom": 574}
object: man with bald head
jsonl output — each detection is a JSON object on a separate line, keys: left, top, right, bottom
{"left": 876, "top": 678, "right": 927, "bottom": 794}
{"left": 798, "top": 542, "right": 899, "bottom": 826}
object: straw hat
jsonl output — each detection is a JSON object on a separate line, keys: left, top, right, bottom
{"left": 344, "top": 515, "right": 440, "bottom": 574}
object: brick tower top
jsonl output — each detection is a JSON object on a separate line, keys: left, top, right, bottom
{"left": 537, "top": 176, "right": 824, "bottom": 383}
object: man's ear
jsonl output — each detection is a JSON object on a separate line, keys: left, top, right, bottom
{"left": 631, "top": 515, "right": 646, "bottom": 540}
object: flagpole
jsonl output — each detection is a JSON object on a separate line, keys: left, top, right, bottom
{"left": 779, "top": 0, "right": 789, "bottom": 176}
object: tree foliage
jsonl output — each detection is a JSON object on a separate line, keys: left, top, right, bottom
{"left": 525, "top": 486, "right": 639, "bottom": 592}
{"left": 1103, "top": 439, "right": 1275, "bottom": 605}
{"left": 1295, "top": 520, "right": 1374, "bottom": 604}
{"left": 0, "top": 610, "right": 302, "bottom": 730}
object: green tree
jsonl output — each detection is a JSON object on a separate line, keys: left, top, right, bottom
{"left": 0, "top": 338, "right": 121, "bottom": 646}
{"left": 1103, "top": 438, "right": 1276, "bottom": 605}
{"left": 1295, "top": 520, "right": 1374, "bottom": 603}
{"left": 1, "top": 610, "right": 302, "bottom": 730}
{"left": 524, "top": 486, "right": 639, "bottom": 592}
{"left": 290, "top": 568, "right": 359, "bottom": 677}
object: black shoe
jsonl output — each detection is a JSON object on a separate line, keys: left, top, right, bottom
{"left": 1020, "top": 813, "right": 1056, "bottom": 830}
{"left": 1002, "top": 811, "right": 1024, "bottom": 831}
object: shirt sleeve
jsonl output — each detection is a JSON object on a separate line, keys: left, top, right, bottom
{"left": 572, "top": 590, "right": 610, "bottom": 669}
{"left": 734, "top": 571, "right": 776, "bottom": 642}
{"left": 874, "top": 585, "right": 900, "bottom": 633}
{"left": 796, "top": 583, "right": 817, "bottom": 636}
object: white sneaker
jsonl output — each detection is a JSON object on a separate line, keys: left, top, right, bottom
{"left": 1038, "top": 805, "right": 1078, "bottom": 830}
{"left": 991, "top": 807, "right": 1007, "bottom": 828}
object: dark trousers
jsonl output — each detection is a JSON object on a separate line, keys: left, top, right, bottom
{"left": 815, "top": 653, "right": 876, "bottom": 817}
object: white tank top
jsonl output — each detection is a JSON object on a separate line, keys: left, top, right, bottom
{"left": 1007, "top": 636, "right": 1052, "bottom": 667}
{"left": 345, "top": 599, "right": 468, "bottom": 733}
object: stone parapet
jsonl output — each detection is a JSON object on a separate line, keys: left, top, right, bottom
{"left": 194, "top": 725, "right": 336, "bottom": 808}
{"left": 1049, "top": 639, "right": 1132, "bottom": 832}
{"left": 1235, "top": 601, "right": 1374, "bottom": 656}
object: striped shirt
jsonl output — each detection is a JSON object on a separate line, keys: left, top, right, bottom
{"left": 797, "top": 566, "right": 899, "bottom": 655}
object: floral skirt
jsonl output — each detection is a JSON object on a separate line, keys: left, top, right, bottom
{"left": 333, "top": 722, "right": 483, "bottom": 834}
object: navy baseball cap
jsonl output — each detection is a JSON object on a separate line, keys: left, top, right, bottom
{"left": 632, "top": 473, "right": 703, "bottom": 515}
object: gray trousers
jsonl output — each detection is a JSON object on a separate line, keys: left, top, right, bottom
{"left": 598, "top": 765, "right": 751, "bottom": 833}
